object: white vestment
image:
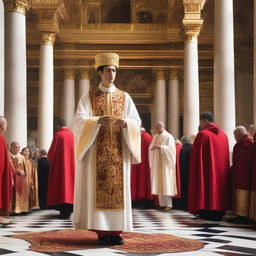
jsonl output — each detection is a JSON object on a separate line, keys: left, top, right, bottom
{"left": 149, "top": 130, "right": 177, "bottom": 196}
{"left": 73, "top": 84, "right": 141, "bottom": 232}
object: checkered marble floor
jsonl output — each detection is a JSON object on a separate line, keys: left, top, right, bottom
{"left": 0, "top": 209, "right": 256, "bottom": 256}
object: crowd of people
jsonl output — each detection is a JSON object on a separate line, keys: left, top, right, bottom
{"left": 1, "top": 52, "right": 256, "bottom": 246}
{"left": 0, "top": 117, "right": 75, "bottom": 224}
{"left": 131, "top": 112, "right": 256, "bottom": 224}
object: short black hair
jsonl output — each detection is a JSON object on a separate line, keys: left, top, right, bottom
{"left": 200, "top": 112, "right": 214, "bottom": 122}
{"left": 40, "top": 149, "right": 47, "bottom": 157}
{"left": 57, "top": 118, "right": 66, "bottom": 127}
{"left": 97, "top": 65, "right": 118, "bottom": 72}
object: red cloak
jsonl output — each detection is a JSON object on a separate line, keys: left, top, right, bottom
{"left": 174, "top": 143, "right": 182, "bottom": 198}
{"left": 131, "top": 131, "right": 155, "bottom": 201}
{"left": 0, "top": 134, "right": 13, "bottom": 215}
{"left": 188, "top": 122, "right": 232, "bottom": 213}
{"left": 47, "top": 128, "right": 75, "bottom": 205}
{"left": 232, "top": 136, "right": 252, "bottom": 190}
{"left": 131, "top": 131, "right": 153, "bottom": 201}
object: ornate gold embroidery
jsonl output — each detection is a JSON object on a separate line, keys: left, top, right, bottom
{"left": 90, "top": 87, "right": 125, "bottom": 210}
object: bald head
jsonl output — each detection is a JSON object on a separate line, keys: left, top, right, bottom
{"left": 0, "top": 116, "right": 7, "bottom": 133}
{"left": 234, "top": 126, "right": 248, "bottom": 142}
{"left": 248, "top": 124, "right": 256, "bottom": 137}
{"left": 156, "top": 121, "right": 165, "bottom": 134}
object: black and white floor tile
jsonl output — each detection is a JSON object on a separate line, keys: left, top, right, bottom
{"left": 0, "top": 209, "right": 256, "bottom": 256}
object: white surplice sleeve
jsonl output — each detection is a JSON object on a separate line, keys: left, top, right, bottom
{"left": 122, "top": 92, "right": 141, "bottom": 164}
{"left": 73, "top": 93, "right": 101, "bottom": 161}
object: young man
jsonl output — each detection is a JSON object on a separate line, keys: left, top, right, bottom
{"left": 73, "top": 53, "right": 141, "bottom": 245}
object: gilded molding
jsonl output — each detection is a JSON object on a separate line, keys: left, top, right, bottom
{"left": 40, "top": 32, "right": 56, "bottom": 46}
{"left": 80, "top": 68, "right": 89, "bottom": 80}
{"left": 4, "top": 0, "right": 30, "bottom": 15}
{"left": 64, "top": 69, "right": 74, "bottom": 80}
{"left": 155, "top": 69, "right": 165, "bottom": 80}
{"left": 169, "top": 69, "right": 179, "bottom": 80}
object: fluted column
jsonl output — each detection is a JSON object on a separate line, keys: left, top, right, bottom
{"left": 62, "top": 69, "right": 75, "bottom": 128}
{"left": 79, "top": 68, "right": 90, "bottom": 99}
{"left": 183, "top": 25, "right": 202, "bottom": 137}
{"left": 168, "top": 69, "right": 179, "bottom": 138}
{"left": 4, "top": 0, "right": 30, "bottom": 147}
{"left": 214, "top": 0, "right": 236, "bottom": 148}
{"left": 153, "top": 69, "right": 166, "bottom": 127}
{"left": 37, "top": 32, "right": 56, "bottom": 150}
{"left": 0, "top": 0, "right": 4, "bottom": 115}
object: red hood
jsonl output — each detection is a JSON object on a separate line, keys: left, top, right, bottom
{"left": 202, "top": 122, "right": 221, "bottom": 135}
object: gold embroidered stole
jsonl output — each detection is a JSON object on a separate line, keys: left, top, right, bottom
{"left": 90, "top": 87, "right": 125, "bottom": 210}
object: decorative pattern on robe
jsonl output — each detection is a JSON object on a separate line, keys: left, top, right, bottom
{"left": 90, "top": 87, "right": 125, "bottom": 210}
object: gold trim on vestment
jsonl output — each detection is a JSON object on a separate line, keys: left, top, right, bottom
{"left": 234, "top": 189, "right": 250, "bottom": 217}
{"left": 90, "top": 87, "right": 125, "bottom": 211}
{"left": 249, "top": 191, "right": 256, "bottom": 220}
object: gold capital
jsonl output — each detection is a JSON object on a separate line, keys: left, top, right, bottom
{"left": 4, "top": 0, "right": 30, "bottom": 15}
{"left": 40, "top": 32, "right": 56, "bottom": 46}
{"left": 183, "top": 22, "right": 203, "bottom": 43}
{"left": 80, "top": 68, "right": 89, "bottom": 80}
{"left": 169, "top": 69, "right": 179, "bottom": 80}
{"left": 155, "top": 69, "right": 165, "bottom": 80}
{"left": 64, "top": 69, "right": 74, "bottom": 80}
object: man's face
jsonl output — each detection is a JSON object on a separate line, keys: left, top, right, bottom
{"left": 100, "top": 65, "right": 117, "bottom": 86}
{"left": 0, "top": 119, "right": 7, "bottom": 132}
{"left": 156, "top": 124, "right": 164, "bottom": 133}
{"left": 22, "top": 148, "right": 30, "bottom": 159}
{"left": 12, "top": 143, "right": 20, "bottom": 154}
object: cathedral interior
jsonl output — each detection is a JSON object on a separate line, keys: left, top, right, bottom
{"left": 22, "top": 0, "right": 253, "bottom": 137}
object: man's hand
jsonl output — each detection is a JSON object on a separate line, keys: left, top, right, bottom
{"left": 151, "top": 146, "right": 160, "bottom": 151}
{"left": 115, "top": 119, "right": 127, "bottom": 128}
{"left": 98, "top": 116, "right": 112, "bottom": 126}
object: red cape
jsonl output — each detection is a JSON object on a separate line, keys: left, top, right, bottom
{"left": 131, "top": 131, "right": 158, "bottom": 204}
{"left": 47, "top": 128, "right": 75, "bottom": 205}
{"left": 173, "top": 143, "right": 182, "bottom": 198}
{"left": 188, "top": 123, "right": 232, "bottom": 213}
{"left": 232, "top": 137, "right": 252, "bottom": 190}
{"left": 0, "top": 134, "right": 13, "bottom": 214}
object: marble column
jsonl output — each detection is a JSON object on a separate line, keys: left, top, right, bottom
{"left": 4, "top": 0, "right": 29, "bottom": 147}
{"left": 153, "top": 69, "right": 166, "bottom": 130}
{"left": 168, "top": 69, "right": 179, "bottom": 138}
{"left": 62, "top": 69, "right": 75, "bottom": 128}
{"left": 0, "top": 0, "right": 4, "bottom": 116}
{"left": 214, "top": 0, "right": 236, "bottom": 148}
{"left": 78, "top": 68, "right": 90, "bottom": 100}
{"left": 37, "top": 32, "right": 56, "bottom": 151}
{"left": 183, "top": 27, "right": 201, "bottom": 137}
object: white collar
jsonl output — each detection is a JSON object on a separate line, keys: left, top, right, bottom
{"left": 99, "top": 83, "right": 116, "bottom": 93}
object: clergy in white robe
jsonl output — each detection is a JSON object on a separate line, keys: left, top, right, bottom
{"left": 149, "top": 121, "right": 177, "bottom": 210}
{"left": 73, "top": 53, "right": 141, "bottom": 246}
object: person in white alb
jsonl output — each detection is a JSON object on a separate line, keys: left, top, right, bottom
{"left": 149, "top": 121, "right": 177, "bottom": 211}
{"left": 72, "top": 53, "right": 141, "bottom": 245}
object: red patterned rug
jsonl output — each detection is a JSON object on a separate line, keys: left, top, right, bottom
{"left": 13, "top": 229, "right": 204, "bottom": 254}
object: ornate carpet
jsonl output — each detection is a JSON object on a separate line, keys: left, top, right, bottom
{"left": 13, "top": 229, "right": 204, "bottom": 254}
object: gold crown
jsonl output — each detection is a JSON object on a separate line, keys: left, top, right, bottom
{"left": 95, "top": 53, "right": 119, "bottom": 69}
